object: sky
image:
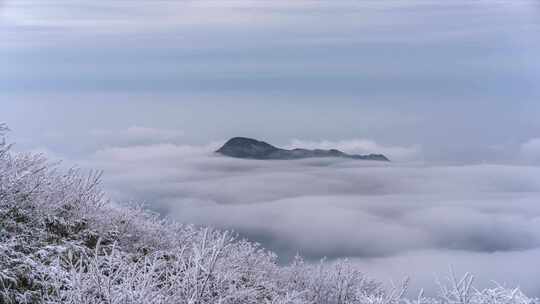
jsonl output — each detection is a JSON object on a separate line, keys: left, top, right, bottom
{"left": 2, "top": 0, "right": 540, "bottom": 297}
{"left": 1, "top": 0, "right": 540, "bottom": 163}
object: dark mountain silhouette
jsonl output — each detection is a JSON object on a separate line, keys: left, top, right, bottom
{"left": 216, "top": 137, "right": 389, "bottom": 161}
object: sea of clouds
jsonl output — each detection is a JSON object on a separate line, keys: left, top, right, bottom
{"left": 60, "top": 130, "right": 540, "bottom": 297}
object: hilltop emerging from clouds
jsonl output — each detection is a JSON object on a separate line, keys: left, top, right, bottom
{"left": 216, "top": 137, "right": 390, "bottom": 161}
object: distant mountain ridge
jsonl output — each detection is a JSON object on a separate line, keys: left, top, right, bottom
{"left": 216, "top": 137, "right": 389, "bottom": 161}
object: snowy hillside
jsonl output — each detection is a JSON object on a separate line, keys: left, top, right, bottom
{"left": 0, "top": 124, "right": 536, "bottom": 304}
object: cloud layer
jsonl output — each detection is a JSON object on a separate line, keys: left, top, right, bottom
{"left": 67, "top": 135, "right": 540, "bottom": 297}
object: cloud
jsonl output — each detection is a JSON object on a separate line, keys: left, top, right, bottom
{"left": 13, "top": 125, "right": 187, "bottom": 157}
{"left": 519, "top": 138, "right": 540, "bottom": 164}
{"left": 352, "top": 248, "right": 540, "bottom": 297}
{"left": 67, "top": 140, "right": 540, "bottom": 297}
{"left": 288, "top": 139, "right": 421, "bottom": 162}
{"left": 0, "top": 0, "right": 321, "bottom": 32}
{"left": 90, "top": 126, "right": 185, "bottom": 147}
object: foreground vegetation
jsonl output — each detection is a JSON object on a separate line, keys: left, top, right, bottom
{"left": 0, "top": 125, "right": 536, "bottom": 304}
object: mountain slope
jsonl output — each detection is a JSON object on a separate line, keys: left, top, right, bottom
{"left": 216, "top": 137, "right": 390, "bottom": 161}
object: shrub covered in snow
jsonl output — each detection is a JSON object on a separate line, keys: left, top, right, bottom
{"left": 0, "top": 124, "right": 537, "bottom": 304}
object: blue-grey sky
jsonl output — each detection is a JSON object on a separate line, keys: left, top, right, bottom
{"left": 1, "top": 0, "right": 540, "bottom": 161}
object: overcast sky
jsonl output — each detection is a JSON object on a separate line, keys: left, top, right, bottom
{"left": 1, "top": 0, "right": 540, "bottom": 162}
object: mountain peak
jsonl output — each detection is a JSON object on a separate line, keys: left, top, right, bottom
{"left": 222, "top": 137, "right": 276, "bottom": 149}
{"left": 216, "top": 137, "right": 389, "bottom": 161}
